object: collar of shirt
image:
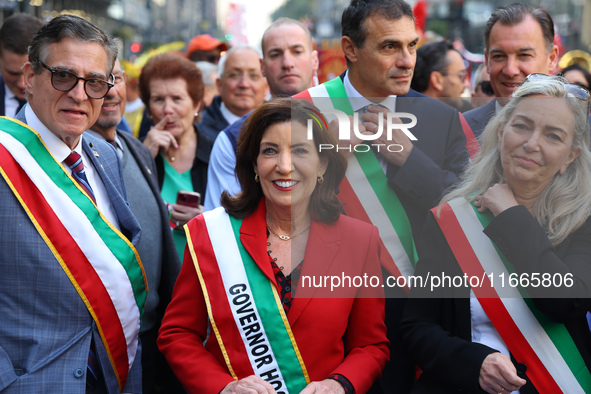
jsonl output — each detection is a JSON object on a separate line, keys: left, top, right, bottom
{"left": 5, "top": 82, "right": 16, "bottom": 101}
{"left": 220, "top": 101, "right": 242, "bottom": 125}
{"left": 343, "top": 70, "right": 397, "bottom": 113}
{"left": 5, "top": 83, "right": 19, "bottom": 117}
{"left": 23, "top": 105, "right": 121, "bottom": 230}
{"left": 25, "top": 104, "right": 83, "bottom": 163}
{"left": 494, "top": 99, "right": 502, "bottom": 114}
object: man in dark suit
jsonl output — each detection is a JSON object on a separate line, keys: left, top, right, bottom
{"left": 87, "top": 59, "right": 183, "bottom": 394}
{"left": 0, "top": 15, "right": 146, "bottom": 393}
{"left": 0, "top": 13, "right": 43, "bottom": 117}
{"left": 294, "top": 0, "right": 468, "bottom": 391}
{"left": 463, "top": 4, "right": 559, "bottom": 139}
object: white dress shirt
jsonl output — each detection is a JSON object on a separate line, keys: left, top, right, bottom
{"left": 25, "top": 104, "right": 120, "bottom": 230}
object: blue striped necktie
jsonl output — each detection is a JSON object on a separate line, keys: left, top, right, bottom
{"left": 64, "top": 151, "right": 96, "bottom": 204}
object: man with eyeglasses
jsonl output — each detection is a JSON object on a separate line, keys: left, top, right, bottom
{"left": 463, "top": 4, "right": 560, "bottom": 139}
{"left": 411, "top": 40, "right": 471, "bottom": 111}
{"left": 0, "top": 15, "right": 146, "bottom": 393}
{"left": 197, "top": 45, "right": 268, "bottom": 141}
{"left": 86, "top": 59, "right": 183, "bottom": 394}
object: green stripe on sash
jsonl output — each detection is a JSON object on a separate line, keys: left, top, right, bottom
{"left": 228, "top": 215, "right": 309, "bottom": 393}
{"left": 322, "top": 78, "right": 418, "bottom": 265}
{"left": 0, "top": 118, "right": 146, "bottom": 314}
{"left": 469, "top": 202, "right": 591, "bottom": 390}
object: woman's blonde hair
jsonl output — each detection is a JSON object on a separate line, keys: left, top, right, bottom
{"left": 441, "top": 77, "right": 591, "bottom": 245}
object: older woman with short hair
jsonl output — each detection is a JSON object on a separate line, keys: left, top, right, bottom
{"left": 401, "top": 75, "right": 591, "bottom": 394}
{"left": 158, "top": 98, "right": 390, "bottom": 393}
{"left": 140, "top": 52, "right": 214, "bottom": 259}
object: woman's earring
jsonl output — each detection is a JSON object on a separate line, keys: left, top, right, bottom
{"left": 255, "top": 173, "right": 260, "bottom": 183}
{"left": 317, "top": 174, "right": 324, "bottom": 184}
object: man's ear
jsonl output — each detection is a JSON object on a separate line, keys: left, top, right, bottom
{"left": 430, "top": 71, "right": 445, "bottom": 92}
{"left": 23, "top": 62, "right": 35, "bottom": 93}
{"left": 341, "top": 36, "right": 358, "bottom": 64}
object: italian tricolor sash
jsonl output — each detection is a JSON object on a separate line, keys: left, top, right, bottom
{"left": 185, "top": 207, "right": 309, "bottom": 393}
{"left": 295, "top": 78, "right": 418, "bottom": 281}
{"left": 0, "top": 117, "right": 147, "bottom": 390}
{"left": 434, "top": 197, "right": 591, "bottom": 393}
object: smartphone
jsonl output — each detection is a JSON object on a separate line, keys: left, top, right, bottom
{"left": 176, "top": 190, "right": 201, "bottom": 208}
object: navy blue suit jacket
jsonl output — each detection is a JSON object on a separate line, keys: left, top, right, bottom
{"left": 0, "top": 108, "right": 142, "bottom": 393}
{"left": 462, "top": 99, "right": 496, "bottom": 140}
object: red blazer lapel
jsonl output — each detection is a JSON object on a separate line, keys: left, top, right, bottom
{"left": 239, "top": 199, "right": 276, "bottom": 285}
{"left": 289, "top": 218, "right": 341, "bottom": 326}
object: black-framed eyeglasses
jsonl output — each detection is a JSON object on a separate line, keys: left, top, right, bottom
{"left": 523, "top": 73, "right": 590, "bottom": 101}
{"left": 40, "top": 61, "right": 114, "bottom": 99}
{"left": 477, "top": 80, "right": 495, "bottom": 96}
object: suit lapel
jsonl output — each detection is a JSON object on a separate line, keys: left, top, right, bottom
{"left": 240, "top": 199, "right": 277, "bottom": 285}
{"left": 288, "top": 219, "right": 341, "bottom": 326}
{"left": 81, "top": 137, "right": 140, "bottom": 244}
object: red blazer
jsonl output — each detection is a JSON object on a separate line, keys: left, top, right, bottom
{"left": 158, "top": 200, "right": 390, "bottom": 393}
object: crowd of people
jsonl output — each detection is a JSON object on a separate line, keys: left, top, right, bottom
{"left": 0, "top": 0, "right": 590, "bottom": 393}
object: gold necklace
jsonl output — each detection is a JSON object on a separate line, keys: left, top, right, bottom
{"left": 267, "top": 224, "right": 310, "bottom": 241}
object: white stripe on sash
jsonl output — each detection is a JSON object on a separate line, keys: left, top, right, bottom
{"left": 203, "top": 208, "right": 289, "bottom": 391}
{"left": 305, "top": 86, "right": 414, "bottom": 278}
{"left": 450, "top": 198, "right": 584, "bottom": 393}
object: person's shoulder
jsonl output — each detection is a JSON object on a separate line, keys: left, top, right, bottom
{"left": 401, "top": 88, "right": 459, "bottom": 114}
{"left": 82, "top": 133, "right": 117, "bottom": 160}
{"left": 117, "top": 130, "right": 154, "bottom": 160}
{"left": 463, "top": 100, "right": 495, "bottom": 121}
{"left": 199, "top": 96, "right": 224, "bottom": 122}
{"left": 333, "top": 214, "right": 378, "bottom": 240}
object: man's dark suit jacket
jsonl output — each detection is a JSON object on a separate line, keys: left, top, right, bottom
{"left": 197, "top": 95, "right": 230, "bottom": 141}
{"left": 462, "top": 99, "right": 496, "bottom": 140}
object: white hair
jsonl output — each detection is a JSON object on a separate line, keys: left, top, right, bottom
{"left": 217, "top": 45, "right": 262, "bottom": 76}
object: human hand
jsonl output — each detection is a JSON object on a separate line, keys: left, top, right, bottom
{"left": 473, "top": 184, "right": 519, "bottom": 216}
{"left": 361, "top": 105, "right": 413, "bottom": 167}
{"left": 479, "top": 353, "right": 526, "bottom": 394}
{"left": 170, "top": 203, "right": 203, "bottom": 228}
{"left": 220, "top": 376, "right": 276, "bottom": 394}
{"left": 142, "top": 115, "right": 179, "bottom": 158}
{"left": 299, "top": 379, "right": 345, "bottom": 394}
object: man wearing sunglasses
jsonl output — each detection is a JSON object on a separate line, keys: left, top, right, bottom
{"left": 0, "top": 15, "right": 145, "bottom": 393}
{"left": 471, "top": 63, "right": 495, "bottom": 108}
{"left": 463, "top": 3, "right": 559, "bottom": 139}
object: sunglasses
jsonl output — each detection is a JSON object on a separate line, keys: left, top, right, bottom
{"left": 523, "top": 73, "right": 590, "bottom": 101}
{"left": 477, "top": 80, "right": 495, "bottom": 96}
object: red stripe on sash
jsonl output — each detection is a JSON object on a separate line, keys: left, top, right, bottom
{"left": 434, "top": 203, "right": 563, "bottom": 393}
{"left": 458, "top": 112, "right": 480, "bottom": 159}
{"left": 292, "top": 89, "right": 314, "bottom": 104}
{"left": 0, "top": 144, "right": 130, "bottom": 388}
{"left": 339, "top": 176, "right": 405, "bottom": 286}
{"left": 186, "top": 218, "right": 255, "bottom": 378}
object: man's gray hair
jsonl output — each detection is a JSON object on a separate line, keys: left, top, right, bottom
{"left": 217, "top": 45, "right": 262, "bottom": 77}
{"left": 29, "top": 14, "right": 118, "bottom": 76}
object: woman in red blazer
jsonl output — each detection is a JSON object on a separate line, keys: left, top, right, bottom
{"left": 158, "top": 98, "right": 390, "bottom": 393}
